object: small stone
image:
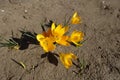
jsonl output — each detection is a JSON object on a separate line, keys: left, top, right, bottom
{"left": 24, "top": 10, "right": 28, "bottom": 13}
{"left": 102, "top": 1, "right": 105, "bottom": 4}
{"left": 101, "top": 1, "right": 110, "bottom": 10}
{"left": 1, "top": 10, "right": 5, "bottom": 12}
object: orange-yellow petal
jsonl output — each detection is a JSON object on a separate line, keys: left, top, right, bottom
{"left": 59, "top": 26, "right": 69, "bottom": 36}
{"left": 42, "top": 28, "right": 52, "bottom": 37}
{"left": 40, "top": 37, "right": 55, "bottom": 52}
{"left": 54, "top": 24, "right": 63, "bottom": 33}
{"left": 69, "top": 31, "right": 84, "bottom": 45}
{"left": 36, "top": 34, "right": 45, "bottom": 42}
{"left": 56, "top": 36, "right": 70, "bottom": 46}
{"left": 51, "top": 23, "right": 56, "bottom": 31}
{"left": 59, "top": 53, "right": 77, "bottom": 69}
{"left": 71, "top": 12, "right": 81, "bottom": 24}
{"left": 51, "top": 23, "right": 68, "bottom": 36}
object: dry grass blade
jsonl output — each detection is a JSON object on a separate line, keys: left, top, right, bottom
{"left": 11, "top": 58, "right": 26, "bottom": 69}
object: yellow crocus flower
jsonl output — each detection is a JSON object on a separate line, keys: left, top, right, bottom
{"left": 59, "top": 53, "right": 77, "bottom": 69}
{"left": 36, "top": 34, "right": 55, "bottom": 52}
{"left": 51, "top": 23, "right": 70, "bottom": 46}
{"left": 69, "top": 30, "right": 84, "bottom": 46}
{"left": 42, "top": 28, "right": 52, "bottom": 37}
{"left": 36, "top": 34, "right": 45, "bottom": 42}
{"left": 56, "top": 36, "right": 70, "bottom": 46}
{"left": 71, "top": 12, "right": 81, "bottom": 24}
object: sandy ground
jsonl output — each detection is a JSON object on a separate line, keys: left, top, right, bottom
{"left": 0, "top": 0, "right": 120, "bottom": 80}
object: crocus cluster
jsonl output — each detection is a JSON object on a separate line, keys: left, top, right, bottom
{"left": 36, "top": 12, "right": 84, "bottom": 69}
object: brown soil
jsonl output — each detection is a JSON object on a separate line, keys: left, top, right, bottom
{"left": 0, "top": 0, "right": 120, "bottom": 80}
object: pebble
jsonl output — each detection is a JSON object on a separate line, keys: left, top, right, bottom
{"left": 24, "top": 10, "right": 28, "bottom": 13}
{"left": 1, "top": 9, "right": 5, "bottom": 12}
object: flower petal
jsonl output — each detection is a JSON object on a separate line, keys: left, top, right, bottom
{"left": 42, "top": 28, "right": 52, "bottom": 37}
{"left": 40, "top": 37, "right": 55, "bottom": 52}
{"left": 36, "top": 34, "right": 45, "bottom": 42}
{"left": 69, "top": 31, "right": 84, "bottom": 45}
{"left": 71, "top": 12, "right": 81, "bottom": 24}
{"left": 51, "top": 23, "right": 56, "bottom": 31}
{"left": 59, "top": 53, "right": 77, "bottom": 69}
{"left": 56, "top": 36, "right": 70, "bottom": 46}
